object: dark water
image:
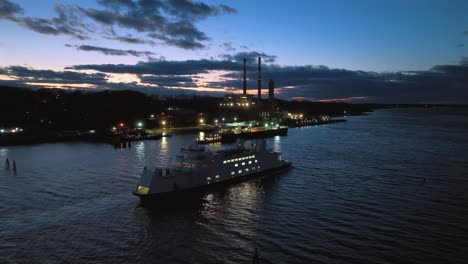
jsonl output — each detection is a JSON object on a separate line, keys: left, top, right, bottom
{"left": 1, "top": 108, "right": 468, "bottom": 264}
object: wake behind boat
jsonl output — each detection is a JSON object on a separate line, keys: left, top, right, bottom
{"left": 132, "top": 139, "right": 291, "bottom": 204}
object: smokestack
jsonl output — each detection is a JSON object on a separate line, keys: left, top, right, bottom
{"left": 257, "top": 57, "right": 261, "bottom": 102}
{"left": 243, "top": 58, "right": 247, "bottom": 95}
{"left": 268, "top": 79, "right": 274, "bottom": 102}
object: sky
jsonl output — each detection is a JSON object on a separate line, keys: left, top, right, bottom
{"left": 0, "top": 0, "right": 467, "bottom": 103}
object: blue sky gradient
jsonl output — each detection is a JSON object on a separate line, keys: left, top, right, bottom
{"left": 0, "top": 0, "right": 467, "bottom": 103}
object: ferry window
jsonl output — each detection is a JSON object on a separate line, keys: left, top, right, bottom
{"left": 215, "top": 175, "right": 220, "bottom": 179}
{"left": 242, "top": 162, "right": 245, "bottom": 166}
{"left": 257, "top": 166, "right": 260, "bottom": 169}
{"left": 255, "top": 160, "right": 258, "bottom": 163}
{"left": 231, "top": 171, "right": 235, "bottom": 175}
{"left": 207, "top": 177, "right": 211, "bottom": 181}
{"left": 223, "top": 161, "right": 226, "bottom": 164}
{"left": 245, "top": 168, "right": 249, "bottom": 172}
{"left": 238, "top": 170, "right": 242, "bottom": 174}
{"left": 235, "top": 163, "right": 238, "bottom": 167}
{"left": 248, "top": 161, "right": 252, "bottom": 164}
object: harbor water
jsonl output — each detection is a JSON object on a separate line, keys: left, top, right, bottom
{"left": 1, "top": 108, "right": 467, "bottom": 263}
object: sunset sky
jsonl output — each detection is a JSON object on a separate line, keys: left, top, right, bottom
{"left": 1, "top": 0, "right": 467, "bottom": 103}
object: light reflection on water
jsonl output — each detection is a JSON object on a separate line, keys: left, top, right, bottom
{"left": 1, "top": 108, "right": 468, "bottom": 264}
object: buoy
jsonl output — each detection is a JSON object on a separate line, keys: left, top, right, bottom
{"left": 13, "top": 160, "right": 16, "bottom": 172}
{"left": 5, "top": 158, "right": 10, "bottom": 169}
{"left": 128, "top": 141, "right": 131, "bottom": 148}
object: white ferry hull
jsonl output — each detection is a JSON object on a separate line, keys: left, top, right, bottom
{"left": 133, "top": 161, "right": 292, "bottom": 205}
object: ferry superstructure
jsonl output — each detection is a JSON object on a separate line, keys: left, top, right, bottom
{"left": 133, "top": 139, "right": 291, "bottom": 203}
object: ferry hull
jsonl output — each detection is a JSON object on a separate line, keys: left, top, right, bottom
{"left": 133, "top": 162, "right": 292, "bottom": 206}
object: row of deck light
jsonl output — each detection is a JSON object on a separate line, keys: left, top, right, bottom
{"left": 0, "top": 127, "right": 23, "bottom": 133}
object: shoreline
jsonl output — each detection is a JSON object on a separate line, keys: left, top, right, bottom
{"left": 0, "top": 118, "right": 348, "bottom": 147}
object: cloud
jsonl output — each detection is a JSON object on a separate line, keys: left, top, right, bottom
{"left": 0, "top": 0, "right": 22, "bottom": 19}
{"left": 456, "top": 43, "right": 465, "bottom": 48}
{"left": 105, "top": 34, "right": 156, "bottom": 45}
{"left": 7, "top": 4, "right": 91, "bottom": 40}
{"left": 465, "top": 30, "right": 468, "bottom": 35}
{"left": 0, "top": 0, "right": 236, "bottom": 49}
{"left": 3, "top": 54, "right": 468, "bottom": 103}
{"left": 77, "top": 0, "right": 235, "bottom": 49}
{"left": 220, "top": 51, "right": 277, "bottom": 64}
{"left": 220, "top": 42, "right": 236, "bottom": 51}
{"left": 65, "top": 44, "right": 156, "bottom": 57}
{"left": 0, "top": 65, "right": 108, "bottom": 86}
{"left": 69, "top": 59, "right": 242, "bottom": 75}
{"left": 162, "top": 0, "right": 237, "bottom": 20}
{"left": 139, "top": 75, "right": 197, "bottom": 88}
{"left": 147, "top": 20, "right": 209, "bottom": 49}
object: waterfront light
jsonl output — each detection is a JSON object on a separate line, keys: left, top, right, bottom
{"left": 137, "top": 122, "right": 143, "bottom": 128}
{"left": 199, "top": 118, "right": 205, "bottom": 124}
{"left": 234, "top": 117, "right": 237, "bottom": 121}
{"left": 0, "top": 129, "right": 4, "bottom": 133}
{"left": 162, "top": 120, "right": 166, "bottom": 126}
{"left": 214, "top": 119, "right": 218, "bottom": 124}
{"left": 119, "top": 122, "right": 125, "bottom": 127}
{"left": 265, "top": 123, "right": 269, "bottom": 128}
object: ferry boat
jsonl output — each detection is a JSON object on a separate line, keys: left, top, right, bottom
{"left": 132, "top": 139, "right": 292, "bottom": 204}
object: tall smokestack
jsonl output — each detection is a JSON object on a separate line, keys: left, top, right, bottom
{"left": 243, "top": 58, "right": 247, "bottom": 95}
{"left": 257, "top": 57, "right": 261, "bottom": 103}
{"left": 268, "top": 79, "right": 274, "bottom": 102}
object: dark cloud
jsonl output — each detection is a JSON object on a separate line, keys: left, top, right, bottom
{"left": 461, "top": 57, "right": 468, "bottom": 65}
{"left": 456, "top": 43, "right": 465, "bottom": 47}
{"left": 0, "top": 0, "right": 236, "bottom": 49}
{"left": 147, "top": 20, "right": 209, "bottom": 49}
{"left": 220, "top": 51, "right": 277, "bottom": 64}
{"left": 8, "top": 5, "right": 91, "bottom": 40}
{"left": 105, "top": 35, "right": 156, "bottom": 45}
{"left": 0, "top": 0, "right": 22, "bottom": 19}
{"left": 3, "top": 54, "right": 467, "bottom": 103}
{"left": 66, "top": 44, "right": 156, "bottom": 57}
{"left": 69, "top": 59, "right": 241, "bottom": 75}
{"left": 98, "top": 0, "right": 137, "bottom": 10}
{"left": 0, "top": 65, "right": 108, "bottom": 85}
{"left": 139, "top": 75, "right": 197, "bottom": 87}
{"left": 77, "top": 0, "right": 235, "bottom": 49}
{"left": 464, "top": 30, "right": 468, "bottom": 35}
{"left": 220, "top": 42, "right": 236, "bottom": 51}
{"left": 162, "top": 0, "right": 236, "bottom": 20}
{"left": 240, "top": 45, "right": 248, "bottom": 50}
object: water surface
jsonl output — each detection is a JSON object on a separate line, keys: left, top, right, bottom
{"left": 1, "top": 108, "right": 467, "bottom": 263}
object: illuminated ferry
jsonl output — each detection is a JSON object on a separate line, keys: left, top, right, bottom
{"left": 132, "top": 139, "right": 292, "bottom": 203}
